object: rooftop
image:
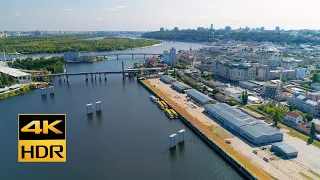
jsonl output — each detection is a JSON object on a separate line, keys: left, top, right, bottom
{"left": 286, "top": 111, "right": 301, "bottom": 119}
{"left": 225, "top": 87, "right": 242, "bottom": 94}
{"left": 0, "top": 66, "right": 31, "bottom": 77}
{"left": 172, "top": 81, "right": 191, "bottom": 90}
{"left": 271, "top": 142, "right": 298, "bottom": 154}
{"left": 187, "top": 89, "right": 215, "bottom": 105}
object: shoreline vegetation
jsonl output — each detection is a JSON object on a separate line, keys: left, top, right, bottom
{"left": 0, "top": 35, "right": 161, "bottom": 54}
{"left": 0, "top": 84, "right": 36, "bottom": 100}
{"left": 142, "top": 30, "right": 320, "bottom": 45}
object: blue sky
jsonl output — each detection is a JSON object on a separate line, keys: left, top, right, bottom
{"left": 2, "top": 0, "right": 320, "bottom": 31}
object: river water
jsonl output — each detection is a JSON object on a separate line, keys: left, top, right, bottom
{"left": 0, "top": 42, "right": 244, "bottom": 180}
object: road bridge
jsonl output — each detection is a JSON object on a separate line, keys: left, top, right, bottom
{"left": 92, "top": 53, "right": 162, "bottom": 59}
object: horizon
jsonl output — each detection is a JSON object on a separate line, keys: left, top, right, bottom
{"left": 2, "top": 0, "right": 320, "bottom": 31}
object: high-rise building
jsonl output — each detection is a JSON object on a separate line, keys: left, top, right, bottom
{"left": 173, "top": 27, "right": 179, "bottom": 31}
{"left": 160, "top": 27, "right": 165, "bottom": 32}
{"left": 197, "top": 27, "right": 205, "bottom": 31}
{"left": 210, "top": 24, "right": 214, "bottom": 31}
{"left": 275, "top": 26, "right": 280, "bottom": 31}
{"left": 260, "top": 27, "right": 265, "bottom": 32}
{"left": 169, "top": 47, "right": 177, "bottom": 66}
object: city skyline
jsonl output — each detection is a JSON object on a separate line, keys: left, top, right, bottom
{"left": 2, "top": 0, "right": 320, "bottom": 31}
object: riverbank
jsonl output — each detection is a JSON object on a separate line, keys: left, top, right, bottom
{"left": 0, "top": 83, "right": 46, "bottom": 100}
{"left": 139, "top": 79, "right": 270, "bottom": 180}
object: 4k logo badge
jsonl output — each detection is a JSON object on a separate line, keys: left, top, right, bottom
{"left": 18, "top": 114, "right": 66, "bottom": 162}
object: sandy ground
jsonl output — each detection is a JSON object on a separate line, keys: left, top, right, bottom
{"left": 148, "top": 78, "right": 320, "bottom": 180}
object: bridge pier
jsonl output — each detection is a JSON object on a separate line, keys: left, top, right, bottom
{"left": 122, "top": 61, "right": 125, "bottom": 80}
{"left": 104, "top": 73, "right": 107, "bottom": 81}
{"left": 144, "top": 54, "right": 146, "bottom": 59}
{"left": 99, "top": 73, "right": 101, "bottom": 81}
{"left": 132, "top": 54, "right": 134, "bottom": 59}
{"left": 116, "top": 55, "right": 119, "bottom": 60}
{"left": 85, "top": 74, "right": 88, "bottom": 81}
{"left": 153, "top": 54, "right": 155, "bottom": 58}
{"left": 91, "top": 73, "right": 93, "bottom": 81}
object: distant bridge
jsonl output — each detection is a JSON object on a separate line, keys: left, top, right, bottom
{"left": 90, "top": 53, "right": 162, "bottom": 59}
{"left": 32, "top": 67, "right": 163, "bottom": 77}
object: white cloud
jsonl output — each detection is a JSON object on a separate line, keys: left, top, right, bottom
{"left": 101, "top": 5, "right": 126, "bottom": 11}
{"left": 13, "top": 11, "right": 20, "bottom": 16}
{"left": 63, "top": 8, "right": 73, "bottom": 12}
{"left": 97, "top": 17, "right": 104, "bottom": 20}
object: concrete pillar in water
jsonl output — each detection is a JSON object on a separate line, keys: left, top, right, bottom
{"left": 48, "top": 86, "right": 55, "bottom": 94}
{"left": 122, "top": 61, "right": 125, "bottom": 79}
{"left": 96, "top": 101, "right": 102, "bottom": 112}
{"left": 41, "top": 88, "right": 47, "bottom": 96}
{"left": 104, "top": 73, "right": 107, "bottom": 81}
{"left": 178, "top": 129, "right": 185, "bottom": 143}
{"left": 132, "top": 54, "right": 134, "bottom": 59}
{"left": 144, "top": 54, "right": 145, "bottom": 58}
{"left": 99, "top": 73, "right": 101, "bottom": 81}
{"left": 169, "top": 133, "right": 177, "bottom": 149}
{"left": 85, "top": 74, "right": 88, "bottom": 81}
{"left": 86, "top": 103, "right": 93, "bottom": 114}
{"left": 116, "top": 55, "right": 119, "bottom": 60}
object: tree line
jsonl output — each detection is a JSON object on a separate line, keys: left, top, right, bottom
{"left": 8, "top": 56, "right": 65, "bottom": 74}
{"left": 142, "top": 30, "right": 320, "bottom": 45}
{"left": 0, "top": 35, "right": 161, "bottom": 54}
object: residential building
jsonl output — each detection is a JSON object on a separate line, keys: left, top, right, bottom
{"left": 288, "top": 93, "right": 320, "bottom": 115}
{"left": 284, "top": 111, "right": 303, "bottom": 125}
{"left": 160, "top": 27, "right": 164, "bottom": 32}
{"left": 169, "top": 47, "right": 177, "bottom": 66}
{"left": 269, "top": 70, "right": 296, "bottom": 80}
{"left": 256, "top": 65, "right": 270, "bottom": 81}
{"left": 296, "top": 67, "right": 311, "bottom": 79}
{"left": 173, "top": 27, "right": 179, "bottom": 31}
{"left": 225, "top": 26, "right": 232, "bottom": 33}
{"left": 275, "top": 26, "right": 280, "bottom": 32}
{"left": 262, "top": 84, "right": 278, "bottom": 99}
{"left": 210, "top": 24, "right": 214, "bottom": 31}
{"left": 311, "top": 83, "right": 320, "bottom": 90}
{"left": 248, "top": 65, "right": 257, "bottom": 80}
{"left": 306, "top": 92, "right": 320, "bottom": 102}
{"left": 162, "top": 51, "right": 169, "bottom": 64}
{"left": 212, "top": 60, "right": 249, "bottom": 81}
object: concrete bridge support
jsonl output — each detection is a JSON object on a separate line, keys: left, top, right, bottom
{"left": 122, "top": 61, "right": 125, "bottom": 80}
{"left": 132, "top": 54, "right": 134, "bottom": 59}
{"left": 116, "top": 55, "right": 119, "bottom": 60}
{"left": 104, "top": 73, "right": 107, "bottom": 81}
{"left": 85, "top": 74, "right": 88, "bottom": 81}
{"left": 153, "top": 54, "right": 155, "bottom": 58}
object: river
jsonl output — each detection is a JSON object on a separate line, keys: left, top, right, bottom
{"left": 0, "top": 42, "right": 244, "bottom": 180}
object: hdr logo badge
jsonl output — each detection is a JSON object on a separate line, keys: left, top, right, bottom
{"left": 18, "top": 114, "right": 66, "bottom": 162}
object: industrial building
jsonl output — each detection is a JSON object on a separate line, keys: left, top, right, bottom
{"left": 160, "top": 75, "right": 176, "bottom": 84}
{"left": 204, "top": 103, "right": 283, "bottom": 145}
{"left": 187, "top": 89, "right": 216, "bottom": 106}
{"left": 239, "top": 81, "right": 262, "bottom": 91}
{"left": 171, "top": 81, "right": 191, "bottom": 93}
{"left": 271, "top": 142, "right": 298, "bottom": 158}
{"left": 0, "top": 66, "right": 32, "bottom": 84}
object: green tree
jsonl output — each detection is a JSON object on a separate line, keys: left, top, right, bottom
{"left": 310, "top": 122, "right": 316, "bottom": 138}
{"left": 241, "top": 91, "right": 248, "bottom": 105}
{"left": 289, "top": 104, "right": 295, "bottom": 111}
{"left": 305, "top": 113, "right": 313, "bottom": 122}
{"left": 163, "top": 69, "right": 169, "bottom": 75}
{"left": 272, "top": 108, "right": 280, "bottom": 126}
{"left": 203, "top": 86, "right": 208, "bottom": 93}
{"left": 312, "top": 73, "right": 319, "bottom": 83}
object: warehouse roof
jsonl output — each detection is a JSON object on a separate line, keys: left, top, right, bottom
{"left": 172, "top": 81, "right": 191, "bottom": 90}
{"left": 187, "top": 89, "right": 215, "bottom": 105}
{"left": 160, "top": 75, "right": 176, "bottom": 83}
{"left": 240, "top": 81, "right": 261, "bottom": 87}
{"left": 0, "top": 66, "right": 31, "bottom": 77}
{"left": 272, "top": 142, "right": 298, "bottom": 155}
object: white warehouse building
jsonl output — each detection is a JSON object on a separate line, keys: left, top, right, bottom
{"left": 204, "top": 103, "right": 283, "bottom": 145}
{"left": 0, "top": 66, "right": 32, "bottom": 84}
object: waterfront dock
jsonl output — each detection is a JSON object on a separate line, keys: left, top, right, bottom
{"left": 140, "top": 79, "right": 270, "bottom": 180}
